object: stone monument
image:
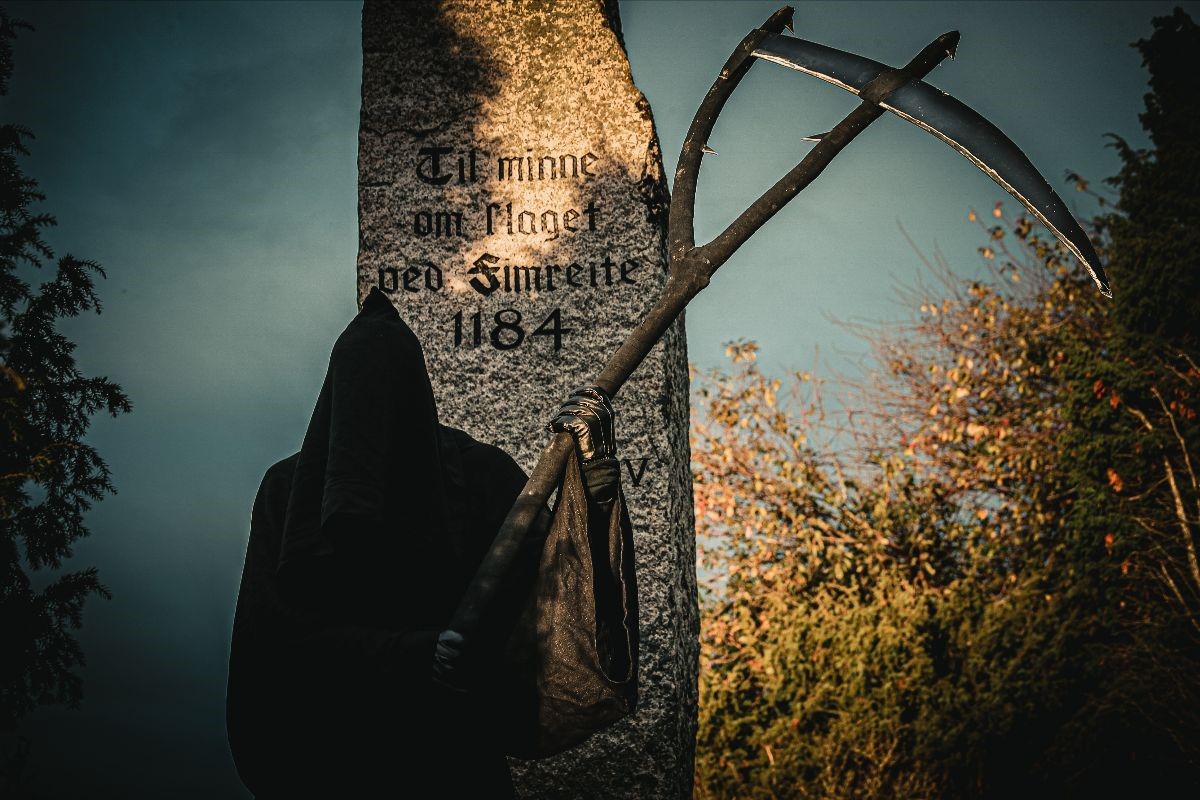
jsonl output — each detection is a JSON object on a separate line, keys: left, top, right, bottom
{"left": 356, "top": 1, "right": 697, "bottom": 796}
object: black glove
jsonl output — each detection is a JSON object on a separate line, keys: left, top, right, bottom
{"left": 430, "top": 629, "right": 470, "bottom": 694}
{"left": 549, "top": 386, "right": 619, "bottom": 506}
{"left": 548, "top": 386, "right": 615, "bottom": 463}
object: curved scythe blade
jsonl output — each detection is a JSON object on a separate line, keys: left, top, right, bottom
{"left": 753, "top": 33, "right": 1111, "bottom": 297}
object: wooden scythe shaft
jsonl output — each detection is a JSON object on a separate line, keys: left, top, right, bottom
{"left": 448, "top": 6, "right": 959, "bottom": 637}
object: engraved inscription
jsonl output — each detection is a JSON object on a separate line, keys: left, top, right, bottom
{"left": 391, "top": 141, "right": 650, "bottom": 353}
{"left": 451, "top": 307, "right": 573, "bottom": 352}
{"left": 485, "top": 200, "right": 598, "bottom": 235}
{"left": 622, "top": 457, "right": 652, "bottom": 488}
{"left": 496, "top": 150, "right": 598, "bottom": 181}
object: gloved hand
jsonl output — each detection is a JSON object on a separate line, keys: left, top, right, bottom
{"left": 430, "top": 629, "right": 470, "bottom": 694}
{"left": 549, "top": 386, "right": 619, "bottom": 506}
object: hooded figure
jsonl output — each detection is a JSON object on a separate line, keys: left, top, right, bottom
{"left": 227, "top": 289, "right": 544, "bottom": 797}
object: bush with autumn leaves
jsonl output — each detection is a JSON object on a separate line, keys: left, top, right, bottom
{"left": 691, "top": 9, "right": 1200, "bottom": 798}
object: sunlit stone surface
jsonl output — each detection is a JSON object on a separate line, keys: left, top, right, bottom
{"left": 357, "top": 1, "right": 696, "bottom": 796}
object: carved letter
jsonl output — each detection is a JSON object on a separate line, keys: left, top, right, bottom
{"left": 468, "top": 252, "right": 501, "bottom": 296}
{"left": 563, "top": 208, "right": 579, "bottom": 232}
{"left": 539, "top": 156, "right": 558, "bottom": 180}
{"left": 426, "top": 262, "right": 443, "bottom": 291}
{"left": 622, "top": 457, "right": 651, "bottom": 487}
{"left": 497, "top": 156, "right": 524, "bottom": 181}
{"left": 417, "top": 146, "right": 452, "bottom": 185}
{"left": 378, "top": 267, "right": 399, "bottom": 293}
{"left": 559, "top": 153, "right": 578, "bottom": 178}
{"left": 458, "top": 148, "right": 479, "bottom": 183}
{"left": 515, "top": 266, "right": 542, "bottom": 292}
{"left": 433, "top": 211, "right": 462, "bottom": 237}
{"left": 580, "top": 151, "right": 598, "bottom": 177}
{"left": 620, "top": 259, "right": 639, "bottom": 284}
{"left": 517, "top": 210, "right": 535, "bottom": 234}
{"left": 600, "top": 255, "right": 616, "bottom": 286}
{"left": 403, "top": 265, "right": 421, "bottom": 292}
{"left": 414, "top": 211, "right": 433, "bottom": 236}
{"left": 566, "top": 262, "right": 584, "bottom": 287}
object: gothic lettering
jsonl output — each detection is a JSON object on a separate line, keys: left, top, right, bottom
{"left": 378, "top": 267, "right": 399, "bottom": 293}
{"left": 467, "top": 252, "right": 501, "bottom": 296}
{"left": 495, "top": 150, "right": 599, "bottom": 181}
{"left": 580, "top": 151, "right": 598, "bottom": 177}
{"left": 465, "top": 253, "right": 640, "bottom": 296}
{"left": 416, "top": 146, "right": 480, "bottom": 185}
{"left": 414, "top": 209, "right": 464, "bottom": 238}
{"left": 425, "top": 262, "right": 443, "bottom": 290}
{"left": 457, "top": 148, "right": 479, "bottom": 183}
{"left": 517, "top": 210, "right": 535, "bottom": 234}
{"left": 486, "top": 200, "right": 598, "bottom": 235}
{"left": 622, "top": 457, "right": 652, "bottom": 487}
{"left": 417, "top": 146, "right": 452, "bottom": 185}
{"left": 567, "top": 263, "right": 584, "bottom": 287}
{"left": 497, "top": 156, "right": 525, "bottom": 181}
{"left": 379, "top": 263, "right": 442, "bottom": 293}
{"left": 403, "top": 265, "right": 422, "bottom": 292}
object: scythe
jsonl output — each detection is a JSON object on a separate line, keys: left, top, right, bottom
{"left": 446, "top": 5, "right": 1110, "bottom": 654}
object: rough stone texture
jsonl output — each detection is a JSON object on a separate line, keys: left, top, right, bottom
{"left": 356, "top": 1, "right": 697, "bottom": 797}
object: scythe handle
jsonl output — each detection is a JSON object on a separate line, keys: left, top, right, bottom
{"left": 447, "top": 6, "right": 956, "bottom": 642}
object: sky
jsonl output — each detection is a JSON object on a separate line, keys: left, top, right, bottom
{"left": 4, "top": 1, "right": 1194, "bottom": 796}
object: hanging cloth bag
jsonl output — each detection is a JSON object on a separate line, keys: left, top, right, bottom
{"left": 482, "top": 446, "right": 639, "bottom": 759}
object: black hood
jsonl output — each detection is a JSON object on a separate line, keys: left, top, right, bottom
{"left": 278, "top": 287, "right": 451, "bottom": 576}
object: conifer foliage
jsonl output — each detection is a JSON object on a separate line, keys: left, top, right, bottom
{"left": 0, "top": 10, "right": 130, "bottom": 728}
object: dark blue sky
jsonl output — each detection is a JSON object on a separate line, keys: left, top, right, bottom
{"left": 5, "top": 2, "right": 1193, "bottom": 796}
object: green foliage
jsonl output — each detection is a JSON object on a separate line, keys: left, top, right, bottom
{"left": 692, "top": 10, "right": 1200, "bottom": 797}
{"left": 0, "top": 9, "right": 130, "bottom": 730}
{"left": 1104, "top": 8, "right": 1200, "bottom": 352}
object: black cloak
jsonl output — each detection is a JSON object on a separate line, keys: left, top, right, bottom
{"left": 227, "top": 289, "right": 542, "bottom": 798}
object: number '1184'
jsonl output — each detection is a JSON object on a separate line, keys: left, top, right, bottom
{"left": 452, "top": 308, "right": 573, "bottom": 351}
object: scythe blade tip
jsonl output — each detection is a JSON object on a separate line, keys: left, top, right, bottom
{"left": 941, "top": 31, "right": 961, "bottom": 59}
{"left": 763, "top": 6, "right": 795, "bottom": 34}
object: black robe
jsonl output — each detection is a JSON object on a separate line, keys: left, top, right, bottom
{"left": 227, "top": 290, "right": 543, "bottom": 798}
